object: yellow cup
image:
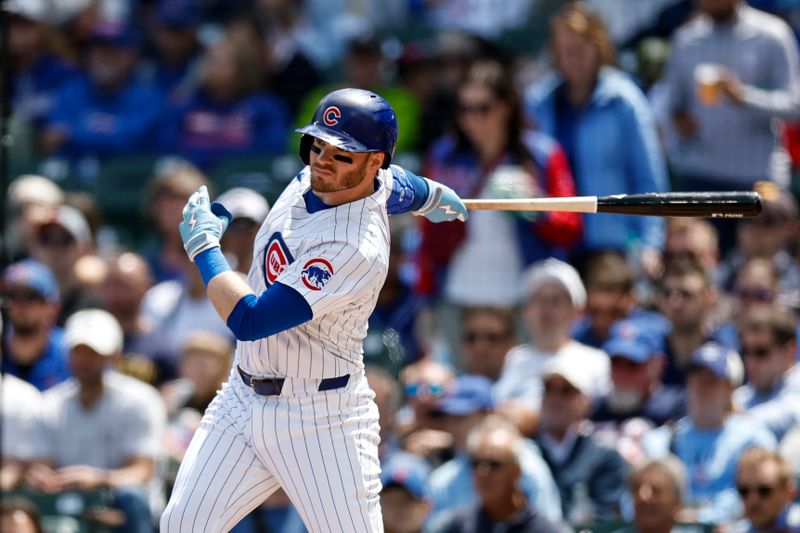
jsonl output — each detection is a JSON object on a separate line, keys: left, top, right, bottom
{"left": 694, "top": 64, "right": 723, "bottom": 106}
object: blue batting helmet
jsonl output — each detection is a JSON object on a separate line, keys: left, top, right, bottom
{"left": 296, "top": 88, "right": 398, "bottom": 169}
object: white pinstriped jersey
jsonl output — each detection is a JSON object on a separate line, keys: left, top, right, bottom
{"left": 235, "top": 167, "right": 393, "bottom": 379}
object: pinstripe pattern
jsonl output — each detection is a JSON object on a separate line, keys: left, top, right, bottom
{"left": 162, "top": 165, "right": 390, "bottom": 532}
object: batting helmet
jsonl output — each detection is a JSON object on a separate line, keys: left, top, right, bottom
{"left": 296, "top": 88, "right": 398, "bottom": 169}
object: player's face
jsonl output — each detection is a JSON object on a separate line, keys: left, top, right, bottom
{"left": 309, "top": 138, "right": 375, "bottom": 193}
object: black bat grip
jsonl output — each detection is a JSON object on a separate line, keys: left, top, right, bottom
{"left": 596, "top": 191, "right": 763, "bottom": 218}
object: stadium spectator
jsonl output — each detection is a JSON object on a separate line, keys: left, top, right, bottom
{"left": 366, "top": 365, "right": 404, "bottom": 461}
{"left": 571, "top": 251, "right": 667, "bottom": 349}
{"left": 662, "top": 218, "right": 720, "bottom": 279}
{"left": 525, "top": 1, "right": 668, "bottom": 271}
{"left": 735, "top": 306, "right": 800, "bottom": 442}
{"left": 716, "top": 184, "right": 800, "bottom": 300}
{"left": 0, "top": 498, "right": 44, "bottom": 533}
{"left": 5, "top": 174, "right": 64, "bottom": 263}
{"left": 26, "top": 309, "right": 167, "bottom": 532}
{"left": 663, "top": 0, "right": 800, "bottom": 251}
{"left": 737, "top": 447, "right": 800, "bottom": 533}
{"left": 417, "top": 60, "right": 581, "bottom": 310}
{"left": 643, "top": 342, "right": 776, "bottom": 525}
{"left": 592, "top": 319, "right": 685, "bottom": 439}
{"left": 655, "top": 262, "right": 720, "bottom": 386}
{"left": 1, "top": 373, "right": 44, "bottom": 491}
{"left": 147, "top": 0, "right": 202, "bottom": 103}
{"left": 41, "top": 20, "right": 163, "bottom": 160}
{"left": 535, "top": 356, "right": 628, "bottom": 520}
{"left": 430, "top": 415, "right": 562, "bottom": 533}
{"left": 140, "top": 160, "right": 209, "bottom": 283}
{"left": 426, "top": 376, "right": 563, "bottom": 524}
{"left": 7, "top": 0, "right": 78, "bottom": 130}
{"left": 162, "top": 34, "right": 289, "bottom": 168}
{"left": 364, "top": 224, "right": 426, "bottom": 375}
{"left": 494, "top": 259, "right": 610, "bottom": 420}
{"left": 459, "top": 306, "right": 518, "bottom": 382}
{"left": 612, "top": 456, "right": 705, "bottom": 533}
{"left": 215, "top": 187, "right": 270, "bottom": 274}
{"left": 1, "top": 259, "right": 70, "bottom": 391}
{"left": 380, "top": 452, "right": 432, "bottom": 533}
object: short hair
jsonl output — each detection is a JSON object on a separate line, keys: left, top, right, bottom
{"left": 462, "top": 306, "right": 516, "bottom": 336}
{"left": 735, "top": 257, "right": 779, "bottom": 288}
{"left": 0, "top": 497, "right": 44, "bottom": 533}
{"left": 667, "top": 217, "right": 719, "bottom": 251}
{"left": 738, "top": 447, "right": 794, "bottom": 486}
{"left": 465, "top": 414, "right": 524, "bottom": 465}
{"left": 630, "top": 455, "right": 688, "bottom": 504}
{"left": 583, "top": 251, "right": 634, "bottom": 293}
{"left": 551, "top": 1, "right": 617, "bottom": 67}
{"left": 740, "top": 305, "right": 798, "bottom": 346}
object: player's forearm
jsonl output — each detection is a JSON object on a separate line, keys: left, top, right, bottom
{"left": 208, "top": 271, "right": 256, "bottom": 321}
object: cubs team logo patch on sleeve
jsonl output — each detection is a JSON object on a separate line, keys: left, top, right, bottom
{"left": 263, "top": 233, "right": 294, "bottom": 285}
{"left": 301, "top": 258, "right": 334, "bottom": 290}
{"left": 323, "top": 106, "right": 341, "bottom": 126}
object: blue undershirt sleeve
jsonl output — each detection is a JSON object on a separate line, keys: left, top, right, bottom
{"left": 226, "top": 281, "right": 313, "bottom": 341}
{"left": 387, "top": 165, "right": 430, "bottom": 214}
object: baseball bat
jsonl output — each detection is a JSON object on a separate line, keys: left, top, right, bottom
{"left": 463, "top": 191, "right": 762, "bottom": 218}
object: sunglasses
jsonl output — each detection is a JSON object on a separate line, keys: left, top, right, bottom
{"left": 543, "top": 383, "right": 580, "bottom": 396}
{"left": 733, "top": 287, "right": 774, "bottom": 303}
{"left": 309, "top": 143, "right": 354, "bottom": 164}
{"left": 740, "top": 345, "right": 774, "bottom": 360}
{"left": 469, "top": 457, "right": 508, "bottom": 471}
{"left": 228, "top": 218, "right": 258, "bottom": 234}
{"left": 2, "top": 290, "right": 46, "bottom": 303}
{"left": 404, "top": 381, "right": 446, "bottom": 399}
{"left": 457, "top": 101, "right": 496, "bottom": 116}
{"left": 737, "top": 484, "right": 777, "bottom": 499}
{"left": 463, "top": 331, "right": 508, "bottom": 344}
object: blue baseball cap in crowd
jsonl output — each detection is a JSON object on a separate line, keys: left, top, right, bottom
{"left": 89, "top": 20, "right": 142, "bottom": 48}
{"left": 603, "top": 318, "right": 664, "bottom": 364}
{"left": 437, "top": 375, "right": 494, "bottom": 416}
{"left": 380, "top": 452, "right": 430, "bottom": 500}
{"left": 157, "top": 0, "right": 199, "bottom": 28}
{"left": 2, "top": 259, "right": 59, "bottom": 303}
{"left": 689, "top": 342, "right": 744, "bottom": 386}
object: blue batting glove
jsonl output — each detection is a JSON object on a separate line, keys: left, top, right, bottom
{"left": 179, "top": 186, "right": 232, "bottom": 261}
{"left": 413, "top": 177, "right": 469, "bottom": 223}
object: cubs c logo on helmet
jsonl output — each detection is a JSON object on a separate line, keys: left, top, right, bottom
{"left": 301, "top": 258, "right": 334, "bottom": 290}
{"left": 323, "top": 106, "right": 341, "bottom": 126}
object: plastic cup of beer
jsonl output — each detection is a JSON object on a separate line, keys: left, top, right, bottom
{"left": 695, "top": 63, "right": 723, "bottom": 106}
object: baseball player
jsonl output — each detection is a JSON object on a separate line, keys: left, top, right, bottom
{"left": 161, "top": 88, "right": 467, "bottom": 532}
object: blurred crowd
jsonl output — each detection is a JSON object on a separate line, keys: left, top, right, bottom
{"left": 4, "top": 0, "right": 800, "bottom": 532}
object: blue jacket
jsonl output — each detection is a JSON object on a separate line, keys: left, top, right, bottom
{"left": 525, "top": 67, "right": 669, "bottom": 254}
{"left": 46, "top": 73, "right": 164, "bottom": 159}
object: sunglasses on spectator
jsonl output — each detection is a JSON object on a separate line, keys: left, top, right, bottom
{"left": 469, "top": 456, "right": 510, "bottom": 471}
{"left": 737, "top": 484, "right": 777, "bottom": 498}
{"left": 2, "top": 290, "right": 45, "bottom": 303}
{"left": 39, "top": 229, "right": 76, "bottom": 247}
{"left": 463, "top": 330, "right": 509, "bottom": 344}
{"left": 740, "top": 345, "right": 775, "bottom": 360}
{"left": 457, "top": 100, "right": 496, "bottom": 116}
{"left": 543, "top": 382, "right": 579, "bottom": 396}
{"left": 733, "top": 287, "right": 774, "bottom": 303}
{"left": 228, "top": 218, "right": 258, "bottom": 234}
{"left": 404, "top": 381, "right": 446, "bottom": 399}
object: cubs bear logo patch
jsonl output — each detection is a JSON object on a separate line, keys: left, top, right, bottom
{"left": 263, "top": 233, "right": 294, "bottom": 285}
{"left": 301, "top": 258, "right": 334, "bottom": 290}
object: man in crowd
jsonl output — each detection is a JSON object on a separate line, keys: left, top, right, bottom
{"left": 736, "top": 447, "right": 800, "bottom": 533}
{"left": 26, "top": 309, "right": 167, "bottom": 532}
{"left": 1, "top": 259, "right": 70, "bottom": 391}
{"left": 734, "top": 305, "right": 800, "bottom": 442}
{"left": 535, "top": 356, "right": 628, "bottom": 520}
{"left": 380, "top": 452, "right": 432, "bottom": 533}
{"left": 431, "top": 416, "right": 563, "bottom": 533}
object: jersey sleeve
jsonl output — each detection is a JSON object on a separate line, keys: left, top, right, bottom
{"left": 276, "top": 239, "right": 386, "bottom": 318}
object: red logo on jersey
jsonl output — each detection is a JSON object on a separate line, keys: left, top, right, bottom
{"left": 323, "top": 106, "right": 341, "bottom": 126}
{"left": 265, "top": 240, "right": 289, "bottom": 284}
{"left": 301, "top": 258, "right": 334, "bottom": 290}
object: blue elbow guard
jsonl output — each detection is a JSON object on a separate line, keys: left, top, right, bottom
{"left": 226, "top": 282, "right": 313, "bottom": 341}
